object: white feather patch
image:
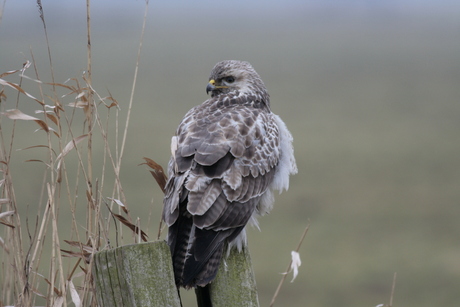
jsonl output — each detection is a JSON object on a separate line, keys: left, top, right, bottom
{"left": 289, "top": 251, "right": 301, "bottom": 282}
{"left": 171, "top": 136, "right": 178, "bottom": 172}
{"left": 271, "top": 114, "right": 297, "bottom": 193}
{"left": 227, "top": 227, "right": 247, "bottom": 254}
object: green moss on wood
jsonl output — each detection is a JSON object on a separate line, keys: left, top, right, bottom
{"left": 93, "top": 241, "right": 181, "bottom": 307}
{"left": 210, "top": 245, "right": 260, "bottom": 307}
{"left": 93, "top": 240, "right": 259, "bottom": 307}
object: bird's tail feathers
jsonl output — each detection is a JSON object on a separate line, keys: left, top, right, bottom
{"left": 182, "top": 228, "right": 227, "bottom": 287}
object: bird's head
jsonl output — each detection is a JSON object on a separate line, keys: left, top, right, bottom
{"left": 206, "top": 60, "right": 269, "bottom": 102}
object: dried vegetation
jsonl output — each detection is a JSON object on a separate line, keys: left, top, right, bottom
{"left": 0, "top": 1, "right": 159, "bottom": 306}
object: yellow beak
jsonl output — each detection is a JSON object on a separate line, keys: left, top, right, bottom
{"left": 206, "top": 79, "right": 228, "bottom": 94}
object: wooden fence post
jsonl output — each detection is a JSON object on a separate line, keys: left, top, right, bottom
{"left": 210, "top": 245, "right": 260, "bottom": 307}
{"left": 93, "top": 240, "right": 259, "bottom": 306}
{"left": 92, "top": 240, "right": 181, "bottom": 307}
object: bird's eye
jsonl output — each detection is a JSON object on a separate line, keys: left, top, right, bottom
{"left": 224, "top": 76, "right": 235, "bottom": 84}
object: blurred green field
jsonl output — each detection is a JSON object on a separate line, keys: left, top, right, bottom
{"left": 1, "top": 1, "right": 460, "bottom": 306}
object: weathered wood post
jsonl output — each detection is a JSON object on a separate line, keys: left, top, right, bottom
{"left": 209, "top": 245, "right": 259, "bottom": 307}
{"left": 93, "top": 240, "right": 259, "bottom": 306}
{"left": 92, "top": 241, "right": 181, "bottom": 307}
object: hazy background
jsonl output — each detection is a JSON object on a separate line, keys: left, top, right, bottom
{"left": 1, "top": 1, "right": 460, "bottom": 306}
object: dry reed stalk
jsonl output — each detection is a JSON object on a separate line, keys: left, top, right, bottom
{"left": 0, "top": 0, "right": 6, "bottom": 25}
{"left": 118, "top": 0, "right": 150, "bottom": 168}
{"left": 389, "top": 272, "right": 397, "bottom": 307}
{"left": 270, "top": 224, "right": 310, "bottom": 307}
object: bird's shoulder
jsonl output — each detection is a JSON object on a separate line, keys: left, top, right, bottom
{"left": 173, "top": 93, "right": 280, "bottom": 172}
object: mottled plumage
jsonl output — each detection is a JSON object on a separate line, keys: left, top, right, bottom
{"left": 163, "top": 60, "right": 297, "bottom": 288}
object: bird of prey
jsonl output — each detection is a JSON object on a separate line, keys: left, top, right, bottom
{"left": 163, "top": 60, "right": 297, "bottom": 292}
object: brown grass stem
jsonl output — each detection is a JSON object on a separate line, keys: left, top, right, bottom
{"left": 117, "top": 0, "right": 149, "bottom": 170}
{"left": 270, "top": 224, "right": 309, "bottom": 307}
{"left": 389, "top": 272, "right": 397, "bottom": 307}
{"left": 0, "top": 0, "right": 6, "bottom": 25}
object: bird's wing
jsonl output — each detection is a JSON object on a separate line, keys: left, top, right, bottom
{"left": 163, "top": 96, "right": 281, "bottom": 287}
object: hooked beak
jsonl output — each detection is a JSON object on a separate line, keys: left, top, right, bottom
{"left": 206, "top": 79, "right": 228, "bottom": 95}
{"left": 206, "top": 80, "right": 216, "bottom": 95}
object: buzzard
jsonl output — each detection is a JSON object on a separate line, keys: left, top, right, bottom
{"left": 163, "top": 60, "right": 297, "bottom": 291}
